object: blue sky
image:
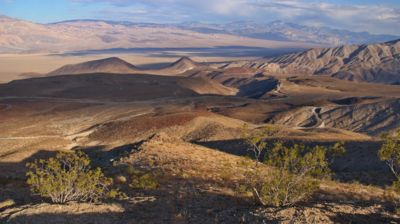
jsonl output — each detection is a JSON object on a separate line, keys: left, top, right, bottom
{"left": 1, "top": 0, "right": 400, "bottom": 35}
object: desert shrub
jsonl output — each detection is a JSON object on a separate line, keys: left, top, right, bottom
{"left": 128, "top": 166, "right": 160, "bottom": 190}
{"left": 379, "top": 129, "right": 400, "bottom": 206}
{"left": 26, "top": 151, "right": 116, "bottom": 204}
{"left": 241, "top": 124, "right": 278, "bottom": 162}
{"left": 241, "top": 126, "right": 345, "bottom": 207}
{"left": 254, "top": 143, "right": 333, "bottom": 207}
{"left": 379, "top": 129, "right": 400, "bottom": 178}
{"left": 265, "top": 143, "right": 332, "bottom": 178}
{"left": 256, "top": 170, "right": 319, "bottom": 207}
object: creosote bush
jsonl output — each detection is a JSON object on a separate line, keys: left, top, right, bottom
{"left": 26, "top": 151, "right": 119, "bottom": 204}
{"left": 126, "top": 165, "right": 160, "bottom": 190}
{"left": 241, "top": 124, "right": 278, "bottom": 162}
{"left": 379, "top": 129, "right": 400, "bottom": 208}
{"left": 379, "top": 129, "right": 400, "bottom": 179}
{"left": 257, "top": 170, "right": 319, "bottom": 207}
{"left": 257, "top": 143, "right": 333, "bottom": 207}
{"left": 240, "top": 125, "right": 345, "bottom": 207}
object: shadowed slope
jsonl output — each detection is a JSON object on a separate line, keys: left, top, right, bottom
{"left": 167, "top": 56, "right": 199, "bottom": 72}
{"left": 0, "top": 73, "right": 237, "bottom": 101}
{"left": 47, "top": 57, "right": 139, "bottom": 76}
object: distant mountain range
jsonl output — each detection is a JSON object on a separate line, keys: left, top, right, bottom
{"left": 179, "top": 21, "right": 399, "bottom": 46}
{"left": 50, "top": 19, "right": 400, "bottom": 46}
{"left": 0, "top": 15, "right": 399, "bottom": 54}
{"left": 0, "top": 15, "right": 313, "bottom": 54}
{"left": 51, "top": 19, "right": 399, "bottom": 46}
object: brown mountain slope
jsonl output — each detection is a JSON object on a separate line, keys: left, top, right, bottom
{"left": 211, "top": 76, "right": 400, "bottom": 135}
{"left": 178, "top": 77, "right": 237, "bottom": 95}
{"left": 47, "top": 57, "right": 139, "bottom": 76}
{"left": 167, "top": 56, "right": 199, "bottom": 72}
{"left": 0, "top": 73, "right": 236, "bottom": 100}
{"left": 139, "top": 57, "right": 203, "bottom": 76}
{"left": 233, "top": 39, "right": 400, "bottom": 84}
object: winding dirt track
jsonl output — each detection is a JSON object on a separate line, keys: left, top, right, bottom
{"left": 311, "top": 107, "right": 325, "bottom": 128}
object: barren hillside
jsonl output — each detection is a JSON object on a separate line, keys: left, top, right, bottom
{"left": 47, "top": 57, "right": 139, "bottom": 76}
{"left": 227, "top": 39, "right": 400, "bottom": 84}
{"left": 0, "top": 73, "right": 238, "bottom": 100}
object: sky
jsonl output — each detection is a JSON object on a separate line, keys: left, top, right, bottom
{"left": 1, "top": 0, "right": 400, "bottom": 35}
